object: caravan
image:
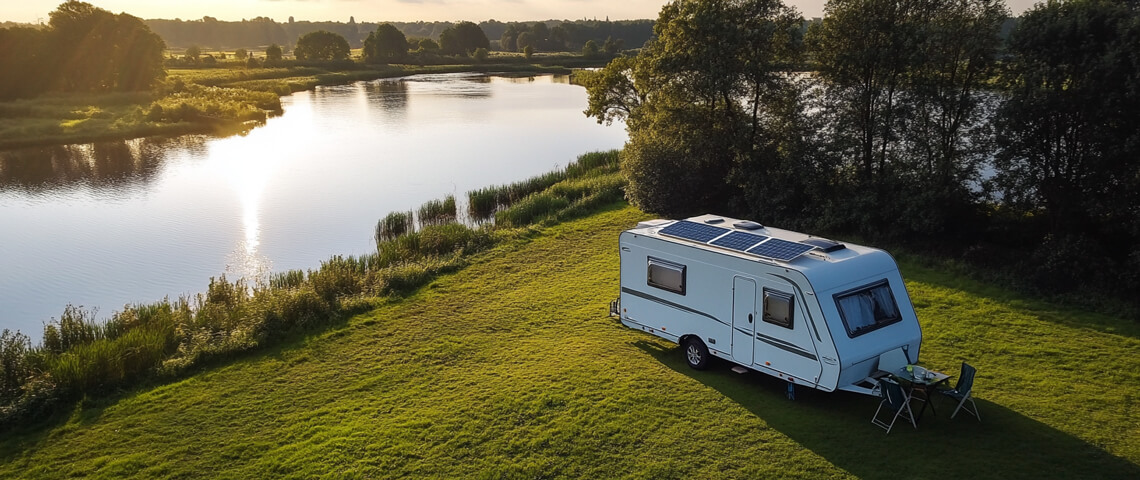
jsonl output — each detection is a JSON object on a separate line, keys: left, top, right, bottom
{"left": 611, "top": 214, "right": 923, "bottom": 395}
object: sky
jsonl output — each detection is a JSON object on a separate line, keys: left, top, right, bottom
{"left": 5, "top": 0, "right": 1040, "bottom": 25}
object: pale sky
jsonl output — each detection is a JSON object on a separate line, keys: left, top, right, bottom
{"left": 4, "top": 0, "right": 1040, "bottom": 25}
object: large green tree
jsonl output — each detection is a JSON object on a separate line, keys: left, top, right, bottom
{"left": 583, "top": 0, "right": 804, "bottom": 215}
{"left": 363, "top": 23, "right": 408, "bottom": 63}
{"left": 994, "top": 0, "right": 1140, "bottom": 238}
{"left": 439, "top": 21, "right": 490, "bottom": 56}
{"left": 807, "top": 0, "right": 1006, "bottom": 236}
{"left": 46, "top": 0, "right": 165, "bottom": 93}
{"left": 294, "top": 30, "right": 350, "bottom": 60}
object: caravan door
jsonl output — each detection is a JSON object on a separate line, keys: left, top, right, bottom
{"left": 731, "top": 276, "right": 757, "bottom": 365}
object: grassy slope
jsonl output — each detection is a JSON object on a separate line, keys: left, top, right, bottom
{"left": 1, "top": 204, "right": 1138, "bottom": 479}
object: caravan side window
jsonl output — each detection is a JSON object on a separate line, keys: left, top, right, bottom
{"left": 762, "top": 289, "right": 794, "bottom": 329}
{"left": 647, "top": 257, "right": 686, "bottom": 295}
{"left": 834, "top": 280, "right": 902, "bottom": 337}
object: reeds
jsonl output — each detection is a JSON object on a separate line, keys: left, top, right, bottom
{"left": 417, "top": 195, "right": 457, "bottom": 227}
{"left": 376, "top": 210, "right": 415, "bottom": 243}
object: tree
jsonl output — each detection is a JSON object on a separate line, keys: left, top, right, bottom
{"left": 523, "top": 44, "right": 534, "bottom": 59}
{"left": 439, "top": 21, "right": 490, "bottom": 55}
{"left": 582, "top": 39, "right": 601, "bottom": 58}
{"left": 994, "top": 0, "right": 1140, "bottom": 237}
{"left": 265, "top": 44, "right": 283, "bottom": 61}
{"left": 603, "top": 36, "right": 622, "bottom": 56}
{"left": 363, "top": 23, "right": 408, "bottom": 63}
{"left": 234, "top": 48, "right": 248, "bottom": 60}
{"left": 473, "top": 47, "right": 489, "bottom": 62}
{"left": 530, "top": 22, "right": 550, "bottom": 51}
{"left": 584, "top": 0, "right": 805, "bottom": 215}
{"left": 294, "top": 30, "right": 349, "bottom": 60}
{"left": 184, "top": 45, "right": 201, "bottom": 62}
{"left": 0, "top": 27, "right": 49, "bottom": 99}
{"left": 415, "top": 38, "right": 440, "bottom": 55}
{"left": 500, "top": 24, "right": 520, "bottom": 52}
{"left": 515, "top": 31, "right": 535, "bottom": 53}
{"left": 807, "top": 0, "right": 1006, "bottom": 236}
{"left": 44, "top": 1, "right": 165, "bottom": 93}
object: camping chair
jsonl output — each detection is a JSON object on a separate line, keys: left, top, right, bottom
{"left": 872, "top": 378, "right": 917, "bottom": 434}
{"left": 937, "top": 362, "right": 980, "bottom": 421}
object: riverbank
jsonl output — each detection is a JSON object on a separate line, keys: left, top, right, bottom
{"left": 0, "top": 62, "right": 584, "bottom": 150}
{"left": 1, "top": 203, "right": 1138, "bottom": 477}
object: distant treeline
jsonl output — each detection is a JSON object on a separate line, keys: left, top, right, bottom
{"left": 143, "top": 17, "right": 655, "bottom": 52}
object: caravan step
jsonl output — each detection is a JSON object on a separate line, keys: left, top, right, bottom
{"left": 731, "top": 366, "right": 749, "bottom": 374}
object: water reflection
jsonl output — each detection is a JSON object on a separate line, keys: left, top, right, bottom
{"left": 364, "top": 80, "right": 409, "bottom": 123}
{"left": 0, "top": 73, "right": 627, "bottom": 341}
{"left": 399, "top": 73, "right": 494, "bottom": 98}
{"left": 0, "top": 136, "right": 212, "bottom": 194}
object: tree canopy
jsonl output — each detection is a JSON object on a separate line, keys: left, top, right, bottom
{"left": 363, "top": 23, "right": 408, "bottom": 63}
{"left": 439, "top": 21, "right": 490, "bottom": 55}
{"left": 294, "top": 30, "right": 350, "bottom": 61}
{"left": 0, "top": 1, "right": 165, "bottom": 99}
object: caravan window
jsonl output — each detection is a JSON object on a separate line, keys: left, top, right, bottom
{"left": 762, "top": 289, "right": 794, "bottom": 329}
{"left": 835, "top": 280, "right": 901, "bottom": 337}
{"left": 647, "top": 257, "right": 686, "bottom": 295}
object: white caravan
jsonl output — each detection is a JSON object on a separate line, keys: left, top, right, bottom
{"left": 610, "top": 214, "right": 923, "bottom": 395}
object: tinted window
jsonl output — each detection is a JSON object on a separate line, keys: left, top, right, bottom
{"left": 763, "top": 289, "right": 794, "bottom": 329}
{"left": 647, "top": 257, "right": 686, "bottom": 295}
{"left": 835, "top": 280, "right": 902, "bottom": 337}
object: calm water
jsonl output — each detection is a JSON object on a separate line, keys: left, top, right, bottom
{"left": 0, "top": 73, "right": 627, "bottom": 341}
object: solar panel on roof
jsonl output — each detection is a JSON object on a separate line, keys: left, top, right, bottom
{"left": 747, "top": 238, "right": 816, "bottom": 261}
{"left": 659, "top": 220, "right": 729, "bottom": 243}
{"left": 709, "top": 231, "right": 769, "bottom": 252}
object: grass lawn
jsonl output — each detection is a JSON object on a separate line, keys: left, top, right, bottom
{"left": 1, "top": 204, "right": 1137, "bottom": 478}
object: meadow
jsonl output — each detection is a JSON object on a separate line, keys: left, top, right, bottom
{"left": 1, "top": 199, "right": 1137, "bottom": 478}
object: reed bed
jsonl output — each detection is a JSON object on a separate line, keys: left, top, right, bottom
{"left": 376, "top": 210, "right": 415, "bottom": 243}
{"left": 0, "top": 149, "right": 626, "bottom": 428}
{"left": 417, "top": 195, "right": 457, "bottom": 228}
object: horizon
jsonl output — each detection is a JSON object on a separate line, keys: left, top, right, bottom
{"left": 6, "top": 0, "right": 1038, "bottom": 25}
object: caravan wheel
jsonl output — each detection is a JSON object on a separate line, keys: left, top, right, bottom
{"left": 684, "top": 337, "right": 710, "bottom": 370}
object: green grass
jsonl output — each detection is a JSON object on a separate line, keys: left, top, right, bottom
{"left": 0, "top": 205, "right": 1137, "bottom": 478}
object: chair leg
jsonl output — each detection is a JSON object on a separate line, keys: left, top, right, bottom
{"left": 949, "top": 394, "right": 980, "bottom": 421}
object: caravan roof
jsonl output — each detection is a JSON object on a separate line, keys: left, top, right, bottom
{"left": 631, "top": 214, "right": 900, "bottom": 293}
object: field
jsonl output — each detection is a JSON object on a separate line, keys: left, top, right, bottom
{"left": 0, "top": 205, "right": 1137, "bottom": 478}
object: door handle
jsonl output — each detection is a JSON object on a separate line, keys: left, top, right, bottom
{"left": 748, "top": 313, "right": 753, "bottom": 323}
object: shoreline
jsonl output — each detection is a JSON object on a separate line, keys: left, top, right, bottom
{"left": 0, "top": 62, "right": 586, "bottom": 151}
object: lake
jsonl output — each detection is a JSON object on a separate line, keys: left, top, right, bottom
{"left": 0, "top": 73, "right": 627, "bottom": 341}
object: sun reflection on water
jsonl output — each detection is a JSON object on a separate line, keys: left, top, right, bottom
{"left": 206, "top": 134, "right": 277, "bottom": 286}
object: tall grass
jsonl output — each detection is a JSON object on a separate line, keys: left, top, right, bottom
{"left": 376, "top": 210, "right": 415, "bottom": 243}
{"left": 0, "top": 149, "right": 626, "bottom": 428}
{"left": 464, "top": 150, "right": 623, "bottom": 223}
{"left": 417, "top": 195, "right": 457, "bottom": 227}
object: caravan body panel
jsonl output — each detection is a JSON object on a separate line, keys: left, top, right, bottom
{"left": 617, "top": 214, "right": 922, "bottom": 394}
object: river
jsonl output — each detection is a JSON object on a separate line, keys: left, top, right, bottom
{"left": 0, "top": 73, "right": 628, "bottom": 341}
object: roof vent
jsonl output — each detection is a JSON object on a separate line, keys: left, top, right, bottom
{"left": 802, "top": 238, "right": 846, "bottom": 253}
{"left": 704, "top": 217, "right": 725, "bottom": 224}
{"left": 733, "top": 220, "right": 763, "bottom": 230}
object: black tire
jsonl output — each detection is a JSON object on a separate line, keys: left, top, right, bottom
{"left": 683, "top": 337, "right": 710, "bottom": 370}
